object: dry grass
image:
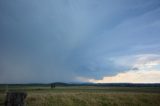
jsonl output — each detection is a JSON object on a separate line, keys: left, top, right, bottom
{"left": 0, "top": 86, "right": 160, "bottom": 106}
{"left": 0, "top": 94, "right": 5, "bottom": 106}
{"left": 26, "top": 92, "right": 160, "bottom": 106}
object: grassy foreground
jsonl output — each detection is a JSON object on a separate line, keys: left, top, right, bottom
{"left": 0, "top": 86, "right": 160, "bottom": 106}
{"left": 26, "top": 92, "right": 160, "bottom": 106}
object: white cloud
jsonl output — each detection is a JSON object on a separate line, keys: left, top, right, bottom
{"left": 88, "top": 70, "right": 160, "bottom": 83}
{"left": 78, "top": 54, "right": 160, "bottom": 83}
{"left": 110, "top": 54, "right": 160, "bottom": 69}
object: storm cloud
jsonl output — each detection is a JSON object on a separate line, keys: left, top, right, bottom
{"left": 0, "top": 0, "right": 160, "bottom": 83}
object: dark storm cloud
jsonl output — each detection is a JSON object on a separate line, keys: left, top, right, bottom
{"left": 0, "top": 0, "right": 160, "bottom": 83}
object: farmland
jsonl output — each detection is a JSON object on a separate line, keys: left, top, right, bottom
{"left": 0, "top": 85, "right": 160, "bottom": 106}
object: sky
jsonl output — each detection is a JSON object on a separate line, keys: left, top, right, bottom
{"left": 0, "top": 0, "right": 160, "bottom": 83}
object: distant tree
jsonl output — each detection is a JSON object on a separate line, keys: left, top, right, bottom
{"left": 51, "top": 83, "right": 55, "bottom": 88}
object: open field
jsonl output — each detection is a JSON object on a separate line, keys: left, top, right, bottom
{"left": 0, "top": 85, "right": 160, "bottom": 106}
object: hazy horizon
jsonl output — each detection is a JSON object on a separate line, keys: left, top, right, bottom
{"left": 0, "top": 0, "right": 160, "bottom": 83}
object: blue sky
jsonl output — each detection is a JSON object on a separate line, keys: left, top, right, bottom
{"left": 0, "top": 0, "right": 160, "bottom": 83}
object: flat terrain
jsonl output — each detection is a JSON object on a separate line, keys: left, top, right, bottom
{"left": 0, "top": 86, "right": 160, "bottom": 106}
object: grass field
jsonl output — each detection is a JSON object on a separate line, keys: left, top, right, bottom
{"left": 0, "top": 86, "right": 160, "bottom": 106}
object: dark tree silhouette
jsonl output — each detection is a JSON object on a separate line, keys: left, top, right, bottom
{"left": 51, "top": 83, "right": 55, "bottom": 88}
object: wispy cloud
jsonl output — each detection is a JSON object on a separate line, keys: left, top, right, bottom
{"left": 80, "top": 54, "right": 160, "bottom": 83}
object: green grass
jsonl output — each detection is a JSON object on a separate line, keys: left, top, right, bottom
{"left": 0, "top": 86, "right": 160, "bottom": 106}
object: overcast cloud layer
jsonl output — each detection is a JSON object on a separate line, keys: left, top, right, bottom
{"left": 0, "top": 0, "right": 160, "bottom": 83}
